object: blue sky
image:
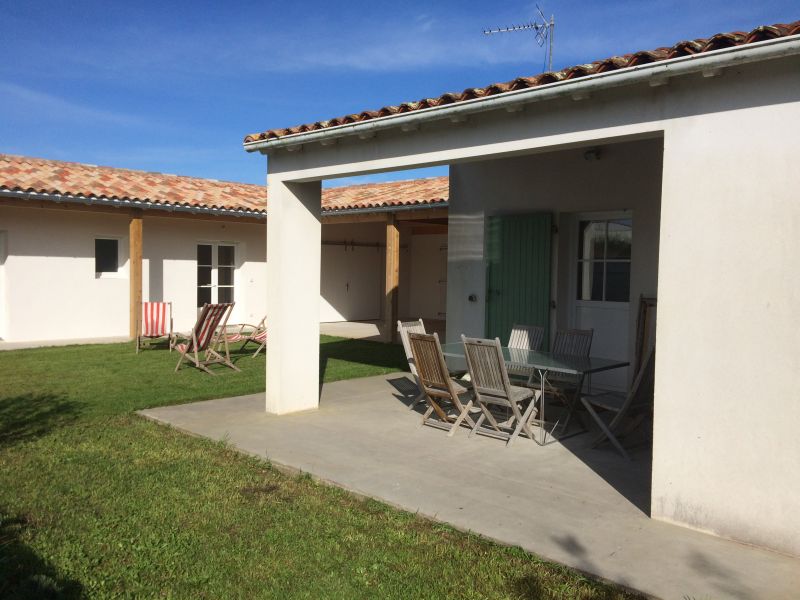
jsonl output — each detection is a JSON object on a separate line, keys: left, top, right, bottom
{"left": 1, "top": 1, "right": 796, "bottom": 187}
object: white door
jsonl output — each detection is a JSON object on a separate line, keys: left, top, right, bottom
{"left": 572, "top": 215, "right": 632, "bottom": 391}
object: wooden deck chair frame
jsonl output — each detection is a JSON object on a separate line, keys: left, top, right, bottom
{"left": 462, "top": 335, "right": 540, "bottom": 446}
{"left": 397, "top": 319, "right": 426, "bottom": 410}
{"left": 174, "top": 303, "right": 240, "bottom": 375}
{"left": 408, "top": 332, "right": 476, "bottom": 436}
{"left": 580, "top": 347, "right": 656, "bottom": 460}
{"left": 136, "top": 301, "right": 174, "bottom": 354}
{"left": 227, "top": 316, "right": 267, "bottom": 357}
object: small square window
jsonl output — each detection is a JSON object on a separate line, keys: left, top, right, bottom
{"left": 95, "top": 239, "right": 119, "bottom": 273}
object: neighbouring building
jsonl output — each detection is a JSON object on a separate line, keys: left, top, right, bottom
{"left": 0, "top": 154, "right": 448, "bottom": 345}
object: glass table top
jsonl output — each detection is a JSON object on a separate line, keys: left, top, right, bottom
{"left": 440, "top": 342, "right": 629, "bottom": 376}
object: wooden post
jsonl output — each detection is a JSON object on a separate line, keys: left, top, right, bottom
{"left": 129, "top": 209, "right": 143, "bottom": 339}
{"left": 384, "top": 214, "right": 400, "bottom": 342}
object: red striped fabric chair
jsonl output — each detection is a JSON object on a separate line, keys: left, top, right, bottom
{"left": 225, "top": 316, "right": 267, "bottom": 357}
{"left": 174, "top": 303, "right": 240, "bottom": 375}
{"left": 136, "top": 301, "right": 174, "bottom": 354}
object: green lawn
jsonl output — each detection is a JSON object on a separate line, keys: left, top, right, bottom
{"left": 0, "top": 337, "right": 638, "bottom": 599}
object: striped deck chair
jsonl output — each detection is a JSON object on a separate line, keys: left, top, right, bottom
{"left": 226, "top": 316, "right": 267, "bottom": 357}
{"left": 174, "top": 303, "right": 240, "bottom": 375}
{"left": 136, "top": 301, "right": 174, "bottom": 354}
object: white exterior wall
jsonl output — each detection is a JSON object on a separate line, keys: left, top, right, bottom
{"left": 142, "top": 216, "right": 267, "bottom": 332}
{"left": 0, "top": 206, "right": 131, "bottom": 341}
{"left": 262, "top": 54, "right": 800, "bottom": 555}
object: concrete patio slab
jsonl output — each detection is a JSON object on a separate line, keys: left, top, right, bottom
{"left": 140, "top": 374, "right": 800, "bottom": 600}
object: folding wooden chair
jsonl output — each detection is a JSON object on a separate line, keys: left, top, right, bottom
{"left": 397, "top": 319, "right": 427, "bottom": 410}
{"left": 174, "top": 303, "right": 240, "bottom": 375}
{"left": 580, "top": 347, "right": 655, "bottom": 460}
{"left": 527, "top": 328, "right": 594, "bottom": 429}
{"left": 136, "top": 301, "right": 174, "bottom": 354}
{"left": 462, "top": 335, "right": 540, "bottom": 446}
{"left": 226, "top": 316, "right": 267, "bottom": 357}
{"left": 408, "top": 332, "right": 476, "bottom": 436}
{"left": 506, "top": 323, "right": 545, "bottom": 381}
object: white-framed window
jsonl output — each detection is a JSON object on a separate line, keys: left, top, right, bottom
{"left": 576, "top": 217, "right": 632, "bottom": 302}
{"left": 94, "top": 237, "right": 126, "bottom": 279}
{"left": 197, "top": 243, "right": 236, "bottom": 307}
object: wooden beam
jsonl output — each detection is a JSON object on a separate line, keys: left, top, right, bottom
{"left": 129, "top": 209, "right": 143, "bottom": 340}
{"left": 321, "top": 212, "right": 389, "bottom": 225}
{"left": 395, "top": 207, "right": 449, "bottom": 221}
{"left": 383, "top": 214, "right": 400, "bottom": 343}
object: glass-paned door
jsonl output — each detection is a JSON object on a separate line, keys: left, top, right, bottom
{"left": 573, "top": 216, "right": 632, "bottom": 391}
{"left": 197, "top": 243, "right": 236, "bottom": 308}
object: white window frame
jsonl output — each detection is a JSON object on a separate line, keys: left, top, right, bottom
{"left": 196, "top": 241, "right": 238, "bottom": 308}
{"left": 94, "top": 235, "right": 128, "bottom": 280}
{"left": 572, "top": 211, "right": 633, "bottom": 307}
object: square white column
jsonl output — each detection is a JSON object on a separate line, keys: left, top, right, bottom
{"left": 265, "top": 178, "right": 322, "bottom": 414}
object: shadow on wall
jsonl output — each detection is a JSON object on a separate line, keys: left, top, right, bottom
{"left": 0, "top": 511, "right": 85, "bottom": 599}
{"left": 0, "top": 393, "right": 82, "bottom": 449}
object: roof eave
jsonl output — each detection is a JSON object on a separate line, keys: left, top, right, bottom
{"left": 244, "top": 34, "right": 800, "bottom": 154}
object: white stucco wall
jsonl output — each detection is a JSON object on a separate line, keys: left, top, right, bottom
{"left": 262, "top": 53, "right": 800, "bottom": 555}
{"left": 0, "top": 206, "right": 131, "bottom": 341}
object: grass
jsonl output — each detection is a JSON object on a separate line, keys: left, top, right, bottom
{"left": 0, "top": 337, "right": 639, "bottom": 599}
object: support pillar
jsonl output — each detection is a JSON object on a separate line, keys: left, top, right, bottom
{"left": 265, "top": 178, "right": 322, "bottom": 414}
{"left": 383, "top": 214, "right": 400, "bottom": 342}
{"left": 129, "top": 209, "right": 143, "bottom": 339}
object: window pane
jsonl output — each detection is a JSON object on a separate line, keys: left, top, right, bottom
{"left": 218, "top": 245, "right": 235, "bottom": 266}
{"left": 577, "top": 261, "right": 604, "bottom": 301}
{"left": 578, "top": 221, "right": 605, "bottom": 260}
{"left": 197, "top": 286, "right": 211, "bottom": 308}
{"left": 197, "top": 244, "right": 212, "bottom": 265}
{"left": 95, "top": 239, "right": 118, "bottom": 273}
{"left": 607, "top": 219, "right": 632, "bottom": 259}
{"left": 218, "top": 266, "right": 234, "bottom": 286}
{"left": 197, "top": 266, "right": 212, "bottom": 286}
{"left": 218, "top": 286, "right": 234, "bottom": 303}
{"left": 605, "top": 262, "right": 631, "bottom": 302}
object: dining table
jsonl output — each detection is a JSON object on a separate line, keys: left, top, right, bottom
{"left": 440, "top": 342, "right": 630, "bottom": 445}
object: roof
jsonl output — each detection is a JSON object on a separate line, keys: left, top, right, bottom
{"left": 0, "top": 154, "right": 448, "bottom": 216}
{"left": 244, "top": 20, "right": 800, "bottom": 144}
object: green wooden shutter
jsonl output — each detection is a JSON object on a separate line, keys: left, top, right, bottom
{"left": 485, "top": 213, "right": 552, "bottom": 345}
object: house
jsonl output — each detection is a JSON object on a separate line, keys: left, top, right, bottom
{"left": 242, "top": 20, "right": 800, "bottom": 557}
{"left": 0, "top": 154, "right": 448, "bottom": 345}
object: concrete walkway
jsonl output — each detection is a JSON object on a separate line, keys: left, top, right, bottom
{"left": 140, "top": 374, "right": 800, "bottom": 600}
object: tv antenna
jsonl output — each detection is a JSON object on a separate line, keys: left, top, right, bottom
{"left": 483, "top": 5, "right": 555, "bottom": 72}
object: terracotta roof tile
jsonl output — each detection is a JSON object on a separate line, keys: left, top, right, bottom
{"left": 244, "top": 20, "right": 800, "bottom": 144}
{"left": 0, "top": 154, "right": 448, "bottom": 215}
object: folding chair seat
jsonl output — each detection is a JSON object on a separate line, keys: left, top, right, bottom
{"left": 136, "top": 301, "right": 174, "bottom": 353}
{"left": 226, "top": 316, "right": 267, "bottom": 357}
{"left": 461, "top": 335, "right": 540, "bottom": 446}
{"left": 408, "top": 332, "right": 477, "bottom": 436}
{"left": 174, "top": 303, "right": 240, "bottom": 375}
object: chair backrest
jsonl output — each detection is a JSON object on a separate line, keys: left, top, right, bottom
{"left": 508, "top": 324, "right": 545, "bottom": 352}
{"left": 141, "top": 302, "right": 171, "bottom": 337}
{"left": 408, "top": 332, "right": 454, "bottom": 399}
{"left": 398, "top": 319, "right": 426, "bottom": 376}
{"left": 552, "top": 329, "right": 593, "bottom": 356}
{"left": 628, "top": 346, "right": 656, "bottom": 410}
{"left": 188, "top": 303, "right": 234, "bottom": 352}
{"left": 462, "top": 335, "right": 513, "bottom": 403}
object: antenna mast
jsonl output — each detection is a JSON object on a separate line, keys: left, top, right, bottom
{"left": 483, "top": 5, "right": 555, "bottom": 72}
